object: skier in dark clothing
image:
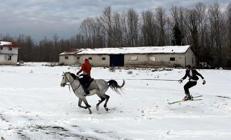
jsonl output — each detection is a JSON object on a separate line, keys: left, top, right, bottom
{"left": 179, "top": 65, "right": 206, "bottom": 101}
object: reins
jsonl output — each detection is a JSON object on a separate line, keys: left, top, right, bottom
{"left": 103, "top": 78, "right": 178, "bottom": 81}
{"left": 63, "top": 73, "right": 81, "bottom": 93}
{"left": 125, "top": 79, "right": 178, "bottom": 81}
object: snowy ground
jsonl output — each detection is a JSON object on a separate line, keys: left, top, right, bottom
{"left": 0, "top": 63, "right": 231, "bottom": 140}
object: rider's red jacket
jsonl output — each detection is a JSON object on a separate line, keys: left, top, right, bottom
{"left": 80, "top": 59, "right": 92, "bottom": 76}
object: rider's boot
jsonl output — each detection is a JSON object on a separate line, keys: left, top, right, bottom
{"left": 83, "top": 87, "right": 89, "bottom": 96}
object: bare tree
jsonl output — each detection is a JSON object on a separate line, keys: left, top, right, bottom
{"left": 184, "top": 8, "right": 201, "bottom": 64}
{"left": 155, "top": 7, "right": 167, "bottom": 46}
{"left": 171, "top": 6, "right": 187, "bottom": 45}
{"left": 112, "top": 12, "right": 123, "bottom": 47}
{"left": 126, "top": 8, "right": 139, "bottom": 46}
{"left": 195, "top": 3, "right": 210, "bottom": 63}
{"left": 224, "top": 3, "right": 231, "bottom": 66}
{"left": 226, "top": 3, "right": 231, "bottom": 48}
{"left": 141, "top": 10, "right": 157, "bottom": 46}
{"left": 120, "top": 13, "right": 129, "bottom": 46}
{"left": 80, "top": 18, "right": 95, "bottom": 48}
{"left": 208, "top": 3, "right": 225, "bottom": 66}
{"left": 99, "top": 6, "right": 114, "bottom": 47}
{"left": 17, "top": 35, "right": 34, "bottom": 62}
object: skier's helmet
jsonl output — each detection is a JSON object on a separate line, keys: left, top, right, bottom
{"left": 186, "top": 65, "right": 191, "bottom": 69}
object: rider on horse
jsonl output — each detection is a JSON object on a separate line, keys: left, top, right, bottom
{"left": 76, "top": 58, "right": 92, "bottom": 95}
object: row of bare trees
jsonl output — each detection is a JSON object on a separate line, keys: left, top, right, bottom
{"left": 1, "top": 2, "right": 231, "bottom": 68}
{"left": 79, "top": 3, "right": 231, "bottom": 67}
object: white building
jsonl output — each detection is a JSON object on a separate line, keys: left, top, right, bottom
{"left": 59, "top": 45, "right": 196, "bottom": 67}
{"left": 0, "top": 41, "right": 19, "bottom": 65}
{"left": 59, "top": 51, "right": 79, "bottom": 65}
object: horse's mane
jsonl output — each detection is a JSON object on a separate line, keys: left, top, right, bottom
{"left": 68, "top": 72, "right": 77, "bottom": 79}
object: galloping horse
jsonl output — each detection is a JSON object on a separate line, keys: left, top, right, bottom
{"left": 60, "top": 72, "right": 125, "bottom": 114}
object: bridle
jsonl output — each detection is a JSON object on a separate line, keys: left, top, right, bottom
{"left": 63, "top": 72, "right": 81, "bottom": 93}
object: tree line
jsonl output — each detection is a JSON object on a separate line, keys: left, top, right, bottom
{"left": 1, "top": 2, "right": 231, "bottom": 68}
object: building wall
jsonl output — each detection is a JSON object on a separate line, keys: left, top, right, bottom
{"left": 185, "top": 49, "right": 196, "bottom": 67}
{"left": 59, "top": 54, "right": 112, "bottom": 66}
{"left": 59, "top": 55, "right": 78, "bottom": 65}
{"left": 0, "top": 47, "right": 18, "bottom": 65}
{"left": 67, "top": 48, "right": 196, "bottom": 67}
{"left": 76, "top": 53, "right": 188, "bottom": 67}
{"left": 0, "top": 54, "right": 18, "bottom": 64}
{"left": 150, "top": 54, "right": 186, "bottom": 67}
{"left": 124, "top": 48, "right": 196, "bottom": 67}
{"left": 78, "top": 54, "right": 110, "bottom": 67}
{"left": 124, "top": 54, "right": 148, "bottom": 66}
{"left": 124, "top": 53, "right": 187, "bottom": 67}
{"left": 0, "top": 46, "right": 18, "bottom": 54}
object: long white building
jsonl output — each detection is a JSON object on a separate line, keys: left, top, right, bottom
{"left": 59, "top": 45, "right": 196, "bottom": 67}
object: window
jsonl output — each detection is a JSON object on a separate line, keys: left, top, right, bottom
{"left": 77, "top": 57, "right": 80, "bottom": 60}
{"left": 170, "top": 57, "right": 175, "bottom": 61}
{"left": 130, "top": 56, "right": 138, "bottom": 61}
{"left": 8, "top": 55, "right": 12, "bottom": 61}
{"left": 150, "top": 56, "right": 156, "bottom": 61}
{"left": 88, "top": 57, "right": 92, "bottom": 60}
{"left": 65, "top": 56, "right": 68, "bottom": 59}
{"left": 8, "top": 47, "right": 12, "bottom": 51}
{"left": 102, "top": 57, "right": 106, "bottom": 60}
{"left": 0, "top": 47, "right": 2, "bottom": 50}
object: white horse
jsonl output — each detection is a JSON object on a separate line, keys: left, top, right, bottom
{"left": 60, "top": 72, "right": 125, "bottom": 114}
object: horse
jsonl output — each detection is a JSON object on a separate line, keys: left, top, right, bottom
{"left": 60, "top": 72, "right": 125, "bottom": 114}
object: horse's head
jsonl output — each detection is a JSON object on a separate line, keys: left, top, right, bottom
{"left": 60, "top": 72, "right": 69, "bottom": 87}
{"left": 60, "top": 72, "right": 78, "bottom": 87}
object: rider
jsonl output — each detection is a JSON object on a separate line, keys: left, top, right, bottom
{"left": 179, "top": 65, "right": 206, "bottom": 101}
{"left": 76, "top": 58, "right": 92, "bottom": 95}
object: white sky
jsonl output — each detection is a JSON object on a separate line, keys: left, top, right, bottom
{"left": 0, "top": 0, "right": 230, "bottom": 41}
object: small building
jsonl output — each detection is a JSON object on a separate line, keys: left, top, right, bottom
{"left": 59, "top": 51, "right": 79, "bottom": 65}
{"left": 59, "top": 45, "right": 196, "bottom": 67}
{"left": 0, "top": 41, "right": 19, "bottom": 65}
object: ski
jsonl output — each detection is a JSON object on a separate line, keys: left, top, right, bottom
{"left": 168, "top": 95, "right": 203, "bottom": 105}
{"left": 216, "top": 95, "right": 231, "bottom": 99}
{"left": 192, "top": 95, "right": 203, "bottom": 98}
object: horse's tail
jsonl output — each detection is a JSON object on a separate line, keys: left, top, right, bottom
{"left": 107, "top": 80, "right": 125, "bottom": 94}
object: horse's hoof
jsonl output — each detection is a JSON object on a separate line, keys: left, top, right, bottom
{"left": 105, "top": 108, "right": 109, "bottom": 112}
{"left": 88, "top": 109, "right": 92, "bottom": 114}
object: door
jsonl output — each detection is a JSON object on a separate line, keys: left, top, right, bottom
{"left": 110, "top": 54, "right": 124, "bottom": 67}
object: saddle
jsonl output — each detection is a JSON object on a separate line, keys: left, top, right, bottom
{"left": 79, "top": 76, "right": 94, "bottom": 89}
{"left": 79, "top": 76, "right": 93, "bottom": 96}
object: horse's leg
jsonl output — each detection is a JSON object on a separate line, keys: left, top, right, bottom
{"left": 103, "top": 94, "right": 110, "bottom": 111}
{"left": 82, "top": 98, "right": 92, "bottom": 114}
{"left": 96, "top": 97, "right": 105, "bottom": 111}
{"left": 94, "top": 88, "right": 103, "bottom": 111}
{"left": 78, "top": 99, "right": 88, "bottom": 109}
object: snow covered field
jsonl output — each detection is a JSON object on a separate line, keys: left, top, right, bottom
{"left": 0, "top": 63, "right": 231, "bottom": 140}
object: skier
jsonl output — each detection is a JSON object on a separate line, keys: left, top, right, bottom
{"left": 179, "top": 65, "right": 206, "bottom": 101}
